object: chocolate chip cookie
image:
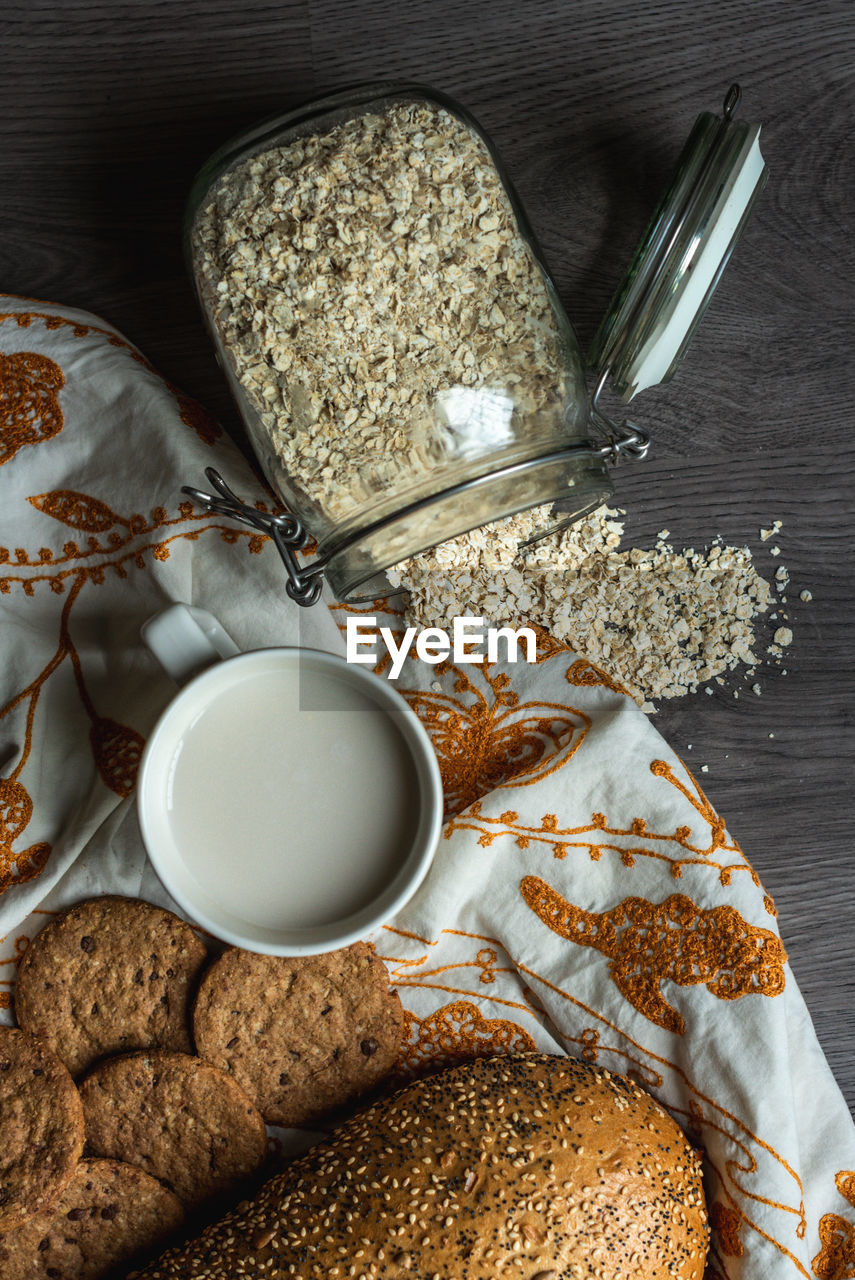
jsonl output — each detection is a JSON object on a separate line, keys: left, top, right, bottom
{"left": 0, "top": 1157, "right": 184, "bottom": 1279}
{"left": 79, "top": 1050, "right": 268, "bottom": 1210}
{"left": 192, "top": 943, "right": 403, "bottom": 1126}
{"left": 0, "top": 1027, "right": 85, "bottom": 1234}
{"left": 14, "top": 897, "right": 208, "bottom": 1077}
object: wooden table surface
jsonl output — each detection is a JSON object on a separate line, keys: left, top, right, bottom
{"left": 2, "top": 2, "right": 853, "bottom": 1110}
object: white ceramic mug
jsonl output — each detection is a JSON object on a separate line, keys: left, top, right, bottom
{"left": 137, "top": 603, "right": 443, "bottom": 955}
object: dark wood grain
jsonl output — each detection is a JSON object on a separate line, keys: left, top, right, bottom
{"left": 1, "top": 0, "right": 853, "bottom": 1109}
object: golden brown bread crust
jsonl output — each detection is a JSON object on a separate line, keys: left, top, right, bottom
{"left": 128, "top": 1052, "right": 708, "bottom": 1280}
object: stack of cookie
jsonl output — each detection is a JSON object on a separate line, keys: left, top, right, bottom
{"left": 0, "top": 896, "right": 404, "bottom": 1279}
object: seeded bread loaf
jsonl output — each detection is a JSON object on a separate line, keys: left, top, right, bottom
{"left": 128, "top": 1052, "right": 708, "bottom": 1280}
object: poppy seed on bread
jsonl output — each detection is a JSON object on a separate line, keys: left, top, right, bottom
{"left": 129, "top": 1051, "right": 708, "bottom": 1279}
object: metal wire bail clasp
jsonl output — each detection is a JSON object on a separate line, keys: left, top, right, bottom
{"left": 587, "top": 371, "right": 651, "bottom": 466}
{"left": 182, "top": 468, "right": 324, "bottom": 606}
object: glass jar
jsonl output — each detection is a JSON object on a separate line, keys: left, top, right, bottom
{"left": 184, "top": 82, "right": 765, "bottom": 603}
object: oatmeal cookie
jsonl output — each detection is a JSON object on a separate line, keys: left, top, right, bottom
{"left": 0, "top": 1027, "right": 85, "bottom": 1234}
{"left": 192, "top": 943, "right": 403, "bottom": 1125}
{"left": 0, "top": 1157, "right": 184, "bottom": 1279}
{"left": 79, "top": 1050, "right": 267, "bottom": 1210}
{"left": 14, "top": 897, "right": 208, "bottom": 1078}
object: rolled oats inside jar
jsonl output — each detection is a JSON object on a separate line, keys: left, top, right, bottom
{"left": 188, "top": 87, "right": 611, "bottom": 598}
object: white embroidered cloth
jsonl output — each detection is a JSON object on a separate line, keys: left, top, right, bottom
{"left": 1, "top": 295, "right": 853, "bottom": 1280}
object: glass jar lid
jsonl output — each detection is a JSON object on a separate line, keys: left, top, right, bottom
{"left": 589, "top": 84, "right": 767, "bottom": 402}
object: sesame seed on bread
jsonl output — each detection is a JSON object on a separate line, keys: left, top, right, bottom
{"left": 126, "top": 1051, "right": 709, "bottom": 1279}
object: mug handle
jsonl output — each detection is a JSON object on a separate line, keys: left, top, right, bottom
{"left": 141, "top": 603, "right": 240, "bottom": 687}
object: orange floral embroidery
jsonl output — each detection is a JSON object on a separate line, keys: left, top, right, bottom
{"left": 0, "top": 351, "right": 65, "bottom": 465}
{"left": 650, "top": 759, "right": 730, "bottom": 859}
{"left": 397, "top": 999, "right": 537, "bottom": 1078}
{"left": 0, "top": 566, "right": 146, "bottom": 902}
{"left": 2, "top": 309, "right": 220, "bottom": 446}
{"left": 0, "top": 483, "right": 273, "bottom": 900}
{"left": 0, "top": 776, "right": 31, "bottom": 841}
{"left": 169, "top": 383, "right": 222, "bottom": 445}
{"left": 0, "top": 312, "right": 274, "bottom": 898}
{"left": 566, "top": 657, "right": 630, "bottom": 696}
{"left": 449, "top": 757, "right": 758, "bottom": 887}
{"left": 89, "top": 716, "right": 145, "bottom": 799}
{"left": 329, "top": 622, "right": 590, "bottom": 818}
{"left": 578, "top": 1027, "right": 600, "bottom": 1061}
{"left": 814, "top": 1216, "right": 855, "bottom": 1279}
{"left": 5, "top": 492, "right": 261, "bottom": 592}
{"left": 28, "top": 489, "right": 123, "bottom": 532}
{"left": 407, "top": 689, "right": 588, "bottom": 817}
{"left": 0, "top": 777, "right": 51, "bottom": 894}
{"left": 520, "top": 876, "right": 786, "bottom": 1035}
{"left": 813, "top": 1171, "right": 855, "bottom": 1279}
{"left": 710, "top": 1200, "right": 745, "bottom": 1256}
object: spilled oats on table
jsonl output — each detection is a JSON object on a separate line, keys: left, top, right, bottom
{"left": 388, "top": 505, "right": 790, "bottom": 712}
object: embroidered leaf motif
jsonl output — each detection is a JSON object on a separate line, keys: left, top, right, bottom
{"left": 0, "top": 777, "right": 33, "bottom": 844}
{"left": 28, "top": 489, "right": 122, "bottom": 532}
{"left": 566, "top": 657, "right": 629, "bottom": 696}
{"left": 520, "top": 876, "right": 787, "bottom": 1035}
{"left": 0, "top": 351, "right": 65, "bottom": 465}
{"left": 89, "top": 717, "right": 145, "bottom": 797}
